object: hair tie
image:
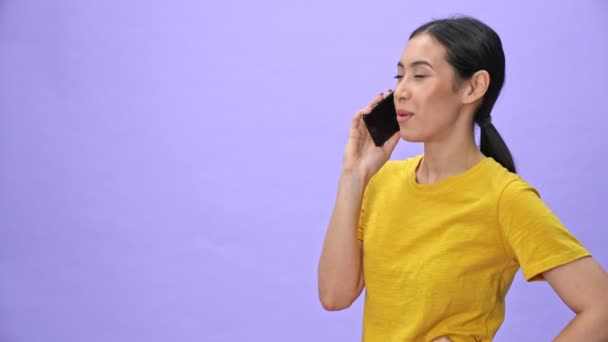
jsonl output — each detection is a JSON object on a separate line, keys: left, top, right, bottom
{"left": 478, "top": 116, "right": 492, "bottom": 129}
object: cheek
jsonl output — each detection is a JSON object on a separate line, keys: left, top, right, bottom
{"left": 417, "top": 83, "right": 458, "bottom": 121}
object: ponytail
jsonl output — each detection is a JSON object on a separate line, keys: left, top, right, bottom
{"left": 477, "top": 115, "right": 516, "bottom": 173}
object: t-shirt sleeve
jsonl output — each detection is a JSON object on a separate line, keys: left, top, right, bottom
{"left": 357, "top": 164, "right": 385, "bottom": 241}
{"left": 357, "top": 197, "right": 365, "bottom": 241}
{"left": 357, "top": 175, "right": 374, "bottom": 241}
{"left": 497, "top": 179, "right": 591, "bottom": 281}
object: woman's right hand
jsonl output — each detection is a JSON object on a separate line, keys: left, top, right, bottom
{"left": 342, "top": 91, "right": 401, "bottom": 180}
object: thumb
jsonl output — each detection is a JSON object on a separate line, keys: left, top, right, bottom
{"left": 382, "top": 131, "right": 401, "bottom": 155}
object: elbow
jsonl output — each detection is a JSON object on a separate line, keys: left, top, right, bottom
{"left": 317, "top": 263, "right": 363, "bottom": 311}
{"left": 318, "top": 288, "right": 357, "bottom": 311}
{"left": 596, "top": 303, "right": 608, "bottom": 338}
{"left": 319, "top": 295, "right": 353, "bottom": 311}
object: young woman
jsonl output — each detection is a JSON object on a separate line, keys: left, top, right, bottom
{"left": 317, "top": 16, "right": 608, "bottom": 342}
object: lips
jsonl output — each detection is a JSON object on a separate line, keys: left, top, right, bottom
{"left": 397, "top": 109, "right": 414, "bottom": 123}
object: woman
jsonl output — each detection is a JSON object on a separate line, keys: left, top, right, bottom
{"left": 317, "top": 16, "right": 608, "bottom": 342}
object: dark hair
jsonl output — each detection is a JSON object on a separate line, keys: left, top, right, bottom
{"left": 410, "top": 16, "right": 516, "bottom": 173}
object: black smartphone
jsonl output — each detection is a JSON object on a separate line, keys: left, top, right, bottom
{"left": 362, "top": 92, "right": 400, "bottom": 147}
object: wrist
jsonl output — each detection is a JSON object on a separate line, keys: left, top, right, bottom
{"left": 341, "top": 167, "right": 371, "bottom": 186}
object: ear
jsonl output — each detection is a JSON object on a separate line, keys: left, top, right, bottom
{"left": 461, "top": 70, "right": 490, "bottom": 105}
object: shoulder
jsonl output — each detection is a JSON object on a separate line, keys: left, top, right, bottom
{"left": 369, "top": 155, "right": 421, "bottom": 184}
{"left": 363, "top": 155, "right": 420, "bottom": 198}
{"left": 482, "top": 160, "right": 547, "bottom": 217}
{"left": 383, "top": 154, "right": 422, "bottom": 176}
{"left": 483, "top": 158, "right": 539, "bottom": 197}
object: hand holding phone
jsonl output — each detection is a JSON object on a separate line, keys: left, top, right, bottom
{"left": 342, "top": 92, "right": 401, "bottom": 178}
{"left": 362, "top": 92, "right": 400, "bottom": 147}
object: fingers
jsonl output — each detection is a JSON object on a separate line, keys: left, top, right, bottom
{"left": 351, "top": 109, "right": 367, "bottom": 131}
{"left": 368, "top": 89, "right": 393, "bottom": 107}
{"left": 355, "top": 93, "right": 382, "bottom": 120}
{"left": 352, "top": 90, "right": 394, "bottom": 129}
{"left": 354, "top": 91, "right": 390, "bottom": 121}
{"left": 367, "top": 92, "right": 385, "bottom": 109}
{"left": 369, "top": 92, "right": 385, "bottom": 107}
{"left": 382, "top": 131, "right": 401, "bottom": 154}
{"left": 352, "top": 106, "right": 370, "bottom": 122}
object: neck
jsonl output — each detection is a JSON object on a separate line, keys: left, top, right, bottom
{"left": 417, "top": 128, "right": 486, "bottom": 185}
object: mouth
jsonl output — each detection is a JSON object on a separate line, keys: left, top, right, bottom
{"left": 397, "top": 109, "right": 414, "bottom": 123}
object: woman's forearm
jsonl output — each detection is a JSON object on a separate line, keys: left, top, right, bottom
{"left": 553, "top": 308, "right": 608, "bottom": 341}
{"left": 317, "top": 171, "right": 368, "bottom": 311}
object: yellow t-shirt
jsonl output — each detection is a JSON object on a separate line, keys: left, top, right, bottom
{"left": 357, "top": 155, "right": 590, "bottom": 342}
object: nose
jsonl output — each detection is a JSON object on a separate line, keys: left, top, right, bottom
{"left": 394, "top": 80, "right": 410, "bottom": 103}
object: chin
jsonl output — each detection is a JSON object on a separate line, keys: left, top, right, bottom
{"left": 399, "top": 129, "right": 425, "bottom": 143}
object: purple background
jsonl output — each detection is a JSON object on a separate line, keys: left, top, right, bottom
{"left": 1, "top": 0, "right": 606, "bottom": 341}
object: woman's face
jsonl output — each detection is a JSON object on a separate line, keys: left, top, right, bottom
{"left": 394, "top": 33, "right": 468, "bottom": 143}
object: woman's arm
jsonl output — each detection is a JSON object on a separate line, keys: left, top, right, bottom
{"left": 317, "top": 171, "right": 367, "bottom": 311}
{"left": 317, "top": 92, "right": 400, "bottom": 311}
{"left": 544, "top": 256, "right": 608, "bottom": 341}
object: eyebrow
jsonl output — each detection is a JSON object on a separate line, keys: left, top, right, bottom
{"left": 397, "top": 60, "right": 434, "bottom": 69}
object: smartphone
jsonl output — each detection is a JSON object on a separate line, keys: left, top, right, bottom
{"left": 362, "top": 92, "right": 400, "bottom": 147}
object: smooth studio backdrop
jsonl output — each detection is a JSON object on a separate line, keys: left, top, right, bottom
{"left": 1, "top": 0, "right": 607, "bottom": 341}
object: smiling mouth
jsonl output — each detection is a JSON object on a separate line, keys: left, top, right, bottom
{"left": 397, "top": 110, "right": 414, "bottom": 122}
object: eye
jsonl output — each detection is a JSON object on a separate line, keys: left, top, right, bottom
{"left": 393, "top": 75, "right": 404, "bottom": 80}
{"left": 414, "top": 75, "right": 427, "bottom": 78}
